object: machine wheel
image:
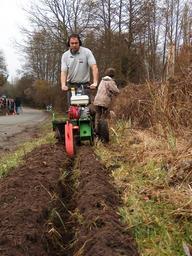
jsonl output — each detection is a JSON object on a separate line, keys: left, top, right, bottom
{"left": 65, "top": 122, "right": 75, "bottom": 157}
{"left": 90, "top": 131, "right": 94, "bottom": 146}
{"left": 97, "top": 119, "right": 109, "bottom": 143}
{"left": 90, "top": 122, "right": 95, "bottom": 146}
{"left": 55, "top": 127, "right": 62, "bottom": 142}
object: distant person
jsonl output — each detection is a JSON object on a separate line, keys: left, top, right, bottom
{"left": 0, "top": 97, "right": 3, "bottom": 108}
{"left": 1, "top": 96, "right": 7, "bottom": 115}
{"left": 60, "top": 33, "right": 99, "bottom": 105}
{"left": 0, "top": 97, "right": 4, "bottom": 114}
{"left": 93, "top": 68, "right": 119, "bottom": 133}
{"left": 7, "top": 98, "right": 15, "bottom": 115}
{"left": 15, "top": 97, "right": 21, "bottom": 114}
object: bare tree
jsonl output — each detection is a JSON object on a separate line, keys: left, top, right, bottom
{"left": 24, "top": 30, "right": 60, "bottom": 84}
{"left": 19, "top": 0, "right": 192, "bottom": 85}
{"left": 21, "top": 0, "right": 98, "bottom": 84}
{"left": 0, "top": 50, "right": 8, "bottom": 86}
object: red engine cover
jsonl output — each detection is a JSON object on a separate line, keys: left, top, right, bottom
{"left": 68, "top": 106, "right": 80, "bottom": 119}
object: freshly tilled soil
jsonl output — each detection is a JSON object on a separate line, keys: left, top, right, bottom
{"left": 73, "top": 146, "right": 139, "bottom": 256}
{"left": 0, "top": 144, "right": 70, "bottom": 256}
{"left": 0, "top": 143, "right": 139, "bottom": 256}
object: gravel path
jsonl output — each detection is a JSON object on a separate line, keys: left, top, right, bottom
{"left": 0, "top": 107, "right": 49, "bottom": 155}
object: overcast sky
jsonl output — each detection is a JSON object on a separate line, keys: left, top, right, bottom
{"left": 0, "top": 0, "right": 30, "bottom": 81}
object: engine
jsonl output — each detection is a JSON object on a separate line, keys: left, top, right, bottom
{"left": 68, "top": 106, "right": 80, "bottom": 119}
{"left": 68, "top": 106, "right": 90, "bottom": 119}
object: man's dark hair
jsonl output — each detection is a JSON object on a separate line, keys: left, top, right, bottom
{"left": 67, "top": 33, "right": 82, "bottom": 47}
{"left": 105, "top": 68, "right": 115, "bottom": 78}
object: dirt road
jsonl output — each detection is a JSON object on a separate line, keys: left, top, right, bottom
{"left": 0, "top": 107, "right": 49, "bottom": 154}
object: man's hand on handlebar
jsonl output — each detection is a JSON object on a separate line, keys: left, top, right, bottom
{"left": 61, "top": 84, "right": 68, "bottom": 91}
{"left": 90, "top": 82, "right": 97, "bottom": 89}
{"left": 62, "top": 82, "right": 97, "bottom": 91}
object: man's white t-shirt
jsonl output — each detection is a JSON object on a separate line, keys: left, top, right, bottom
{"left": 61, "top": 46, "right": 96, "bottom": 83}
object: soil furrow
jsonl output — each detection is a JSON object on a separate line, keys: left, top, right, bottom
{"left": 72, "top": 146, "right": 139, "bottom": 256}
{"left": 0, "top": 144, "right": 71, "bottom": 256}
{"left": 0, "top": 143, "right": 139, "bottom": 256}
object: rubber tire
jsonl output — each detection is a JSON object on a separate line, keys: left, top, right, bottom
{"left": 65, "top": 122, "right": 75, "bottom": 157}
{"left": 55, "top": 127, "right": 62, "bottom": 142}
{"left": 97, "top": 119, "right": 109, "bottom": 143}
{"left": 90, "top": 131, "right": 94, "bottom": 146}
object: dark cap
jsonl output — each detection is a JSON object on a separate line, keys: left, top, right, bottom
{"left": 104, "top": 68, "right": 115, "bottom": 78}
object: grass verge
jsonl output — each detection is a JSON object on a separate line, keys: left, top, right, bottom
{"left": 94, "top": 120, "right": 192, "bottom": 256}
{"left": 0, "top": 123, "right": 55, "bottom": 178}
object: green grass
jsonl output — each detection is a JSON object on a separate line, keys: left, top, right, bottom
{"left": 0, "top": 128, "right": 55, "bottom": 178}
{"left": 94, "top": 120, "right": 192, "bottom": 256}
{"left": 115, "top": 162, "right": 190, "bottom": 255}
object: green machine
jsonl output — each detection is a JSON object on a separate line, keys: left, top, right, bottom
{"left": 52, "top": 85, "right": 94, "bottom": 157}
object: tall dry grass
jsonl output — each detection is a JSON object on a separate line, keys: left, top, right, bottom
{"left": 113, "top": 71, "right": 192, "bottom": 135}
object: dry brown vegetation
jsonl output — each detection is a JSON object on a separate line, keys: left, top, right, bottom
{"left": 97, "top": 76, "right": 192, "bottom": 254}
{"left": 97, "top": 123, "right": 192, "bottom": 255}
{"left": 113, "top": 69, "right": 192, "bottom": 135}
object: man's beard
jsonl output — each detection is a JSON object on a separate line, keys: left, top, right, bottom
{"left": 70, "top": 48, "right": 79, "bottom": 54}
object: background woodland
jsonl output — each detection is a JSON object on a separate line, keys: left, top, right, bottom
{"left": 0, "top": 0, "right": 192, "bottom": 115}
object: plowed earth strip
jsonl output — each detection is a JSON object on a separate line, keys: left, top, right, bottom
{"left": 73, "top": 146, "right": 139, "bottom": 256}
{"left": 0, "top": 144, "right": 139, "bottom": 256}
